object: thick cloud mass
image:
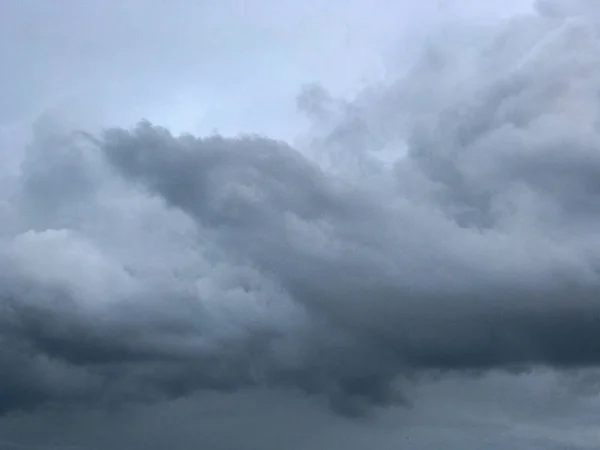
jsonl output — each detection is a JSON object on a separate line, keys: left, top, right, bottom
{"left": 3, "top": 0, "right": 600, "bottom": 418}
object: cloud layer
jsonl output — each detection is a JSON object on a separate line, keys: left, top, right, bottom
{"left": 2, "top": 0, "right": 600, "bottom": 417}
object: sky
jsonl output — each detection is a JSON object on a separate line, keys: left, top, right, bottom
{"left": 2, "top": 0, "right": 600, "bottom": 449}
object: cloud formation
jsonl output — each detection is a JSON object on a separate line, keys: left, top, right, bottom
{"left": 2, "top": 0, "right": 600, "bottom": 417}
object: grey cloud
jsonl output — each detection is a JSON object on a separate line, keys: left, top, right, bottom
{"left": 0, "top": 377, "right": 598, "bottom": 450}
{"left": 3, "top": 0, "right": 600, "bottom": 423}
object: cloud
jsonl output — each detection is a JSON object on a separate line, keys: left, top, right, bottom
{"left": 0, "top": 376, "right": 598, "bottom": 450}
{"left": 2, "top": 0, "right": 600, "bottom": 419}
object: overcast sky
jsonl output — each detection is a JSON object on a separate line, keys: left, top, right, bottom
{"left": 2, "top": 0, "right": 600, "bottom": 449}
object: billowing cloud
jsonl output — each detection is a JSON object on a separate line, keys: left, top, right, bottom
{"left": 2, "top": 0, "right": 600, "bottom": 419}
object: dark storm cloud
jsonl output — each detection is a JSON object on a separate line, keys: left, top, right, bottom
{"left": 2, "top": 0, "right": 600, "bottom": 419}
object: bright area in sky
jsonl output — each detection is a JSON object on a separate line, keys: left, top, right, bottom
{"left": 0, "top": 0, "right": 532, "bottom": 141}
